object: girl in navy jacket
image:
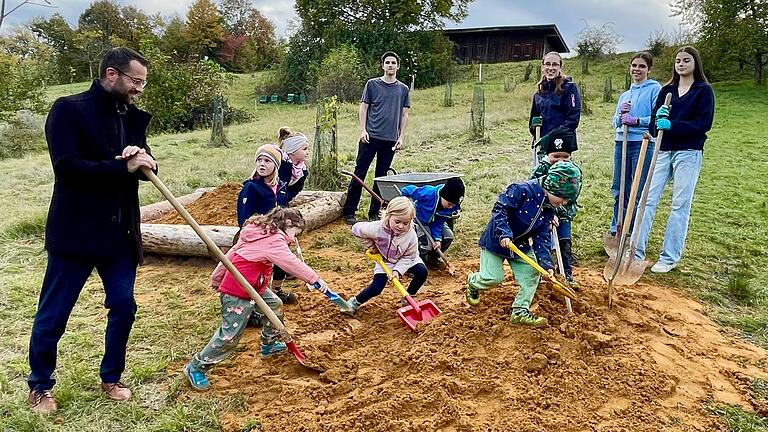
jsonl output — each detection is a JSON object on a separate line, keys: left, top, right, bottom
{"left": 529, "top": 51, "right": 582, "bottom": 141}
{"left": 634, "top": 46, "right": 715, "bottom": 274}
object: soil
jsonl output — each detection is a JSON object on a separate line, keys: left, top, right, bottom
{"left": 151, "top": 182, "right": 241, "bottom": 226}
{"left": 140, "top": 185, "right": 768, "bottom": 431}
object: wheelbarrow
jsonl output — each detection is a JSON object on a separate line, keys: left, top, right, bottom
{"left": 341, "top": 170, "right": 462, "bottom": 275}
{"left": 366, "top": 250, "right": 441, "bottom": 331}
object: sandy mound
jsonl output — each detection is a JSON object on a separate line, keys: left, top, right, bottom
{"left": 136, "top": 219, "right": 768, "bottom": 432}
{"left": 151, "top": 182, "right": 241, "bottom": 225}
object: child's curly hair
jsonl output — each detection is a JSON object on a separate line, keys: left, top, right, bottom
{"left": 245, "top": 207, "right": 305, "bottom": 234}
{"left": 381, "top": 196, "right": 415, "bottom": 228}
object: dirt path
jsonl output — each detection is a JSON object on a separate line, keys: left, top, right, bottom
{"left": 139, "top": 185, "right": 768, "bottom": 431}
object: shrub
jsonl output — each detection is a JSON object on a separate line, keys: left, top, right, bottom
{"left": 137, "top": 40, "right": 232, "bottom": 134}
{"left": 315, "top": 45, "right": 365, "bottom": 102}
{"left": 0, "top": 110, "right": 47, "bottom": 160}
{"left": 0, "top": 51, "right": 47, "bottom": 120}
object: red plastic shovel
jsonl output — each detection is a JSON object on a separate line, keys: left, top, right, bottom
{"left": 366, "top": 251, "right": 441, "bottom": 331}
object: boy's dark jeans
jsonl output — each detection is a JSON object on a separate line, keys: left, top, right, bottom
{"left": 28, "top": 251, "right": 137, "bottom": 391}
{"left": 344, "top": 138, "right": 396, "bottom": 218}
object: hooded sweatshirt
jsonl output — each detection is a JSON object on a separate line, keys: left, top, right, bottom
{"left": 352, "top": 220, "right": 423, "bottom": 276}
{"left": 211, "top": 222, "right": 319, "bottom": 299}
{"left": 612, "top": 79, "right": 662, "bottom": 142}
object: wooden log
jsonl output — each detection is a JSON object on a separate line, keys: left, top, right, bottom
{"left": 290, "top": 190, "right": 346, "bottom": 207}
{"left": 141, "top": 224, "right": 239, "bottom": 257}
{"left": 300, "top": 195, "right": 343, "bottom": 232}
{"left": 141, "top": 195, "right": 343, "bottom": 257}
{"left": 140, "top": 187, "right": 215, "bottom": 222}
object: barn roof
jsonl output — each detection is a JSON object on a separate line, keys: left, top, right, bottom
{"left": 443, "top": 24, "right": 569, "bottom": 53}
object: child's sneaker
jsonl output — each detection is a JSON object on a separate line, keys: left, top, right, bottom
{"left": 260, "top": 341, "right": 288, "bottom": 358}
{"left": 465, "top": 283, "right": 481, "bottom": 306}
{"left": 565, "top": 274, "right": 580, "bottom": 290}
{"left": 183, "top": 364, "right": 210, "bottom": 391}
{"left": 345, "top": 296, "right": 361, "bottom": 315}
{"left": 273, "top": 287, "right": 297, "bottom": 304}
{"left": 509, "top": 307, "right": 547, "bottom": 327}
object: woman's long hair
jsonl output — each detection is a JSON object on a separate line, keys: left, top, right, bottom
{"left": 666, "top": 45, "right": 708, "bottom": 86}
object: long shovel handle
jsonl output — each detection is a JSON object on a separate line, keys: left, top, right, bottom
{"left": 506, "top": 243, "right": 576, "bottom": 301}
{"left": 532, "top": 125, "right": 541, "bottom": 169}
{"left": 628, "top": 93, "right": 672, "bottom": 251}
{"left": 340, "top": 170, "right": 386, "bottom": 205}
{"left": 140, "top": 168, "right": 292, "bottom": 342}
{"left": 551, "top": 226, "right": 573, "bottom": 314}
{"left": 365, "top": 251, "right": 423, "bottom": 312}
{"left": 617, "top": 124, "right": 629, "bottom": 235}
{"left": 412, "top": 216, "right": 455, "bottom": 276}
{"left": 608, "top": 133, "right": 650, "bottom": 284}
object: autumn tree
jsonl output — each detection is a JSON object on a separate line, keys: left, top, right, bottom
{"left": 185, "top": 0, "right": 226, "bottom": 60}
{"left": 672, "top": 0, "right": 768, "bottom": 85}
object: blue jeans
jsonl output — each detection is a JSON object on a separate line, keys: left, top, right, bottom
{"left": 28, "top": 251, "right": 138, "bottom": 391}
{"left": 610, "top": 140, "right": 654, "bottom": 233}
{"left": 634, "top": 150, "right": 703, "bottom": 265}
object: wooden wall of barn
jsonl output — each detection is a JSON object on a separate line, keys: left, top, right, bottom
{"left": 448, "top": 31, "right": 554, "bottom": 64}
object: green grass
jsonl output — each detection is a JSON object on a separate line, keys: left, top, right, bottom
{"left": 2, "top": 56, "right": 768, "bottom": 430}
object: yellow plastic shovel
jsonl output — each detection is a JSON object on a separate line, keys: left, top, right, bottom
{"left": 506, "top": 243, "right": 577, "bottom": 301}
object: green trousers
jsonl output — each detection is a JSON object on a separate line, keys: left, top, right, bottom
{"left": 190, "top": 291, "right": 283, "bottom": 372}
{"left": 468, "top": 248, "right": 541, "bottom": 310}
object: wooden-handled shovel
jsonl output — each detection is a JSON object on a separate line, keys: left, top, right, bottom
{"left": 604, "top": 132, "right": 651, "bottom": 308}
{"left": 140, "top": 167, "right": 325, "bottom": 372}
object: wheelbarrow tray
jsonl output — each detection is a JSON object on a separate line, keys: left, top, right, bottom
{"left": 374, "top": 172, "right": 464, "bottom": 203}
{"left": 397, "top": 298, "right": 442, "bottom": 332}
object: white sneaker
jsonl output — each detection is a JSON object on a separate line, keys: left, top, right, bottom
{"left": 651, "top": 261, "right": 676, "bottom": 273}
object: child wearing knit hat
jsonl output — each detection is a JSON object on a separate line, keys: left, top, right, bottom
{"left": 466, "top": 161, "right": 582, "bottom": 327}
{"left": 400, "top": 177, "right": 465, "bottom": 265}
{"left": 236, "top": 143, "right": 296, "bottom": 309}
{"left": 530, "top": 127, "right": 582, "bottom": 288}
{"left": 277, "top": 127, "right": 311, "bottom": 205}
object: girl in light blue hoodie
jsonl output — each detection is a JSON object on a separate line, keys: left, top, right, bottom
{"left": 609, "top": 52, "right": 661, "bottom": 236}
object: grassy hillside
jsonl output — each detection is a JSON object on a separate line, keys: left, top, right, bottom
{"left": 1, "top": 56, "right": 767, "bottom": 430}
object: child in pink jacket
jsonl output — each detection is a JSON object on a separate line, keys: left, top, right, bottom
{"left": 346, "top": 197, "right": 428, "bottom": 313}
{"left": 183, "top": 208, "right": 329, "bottom": 391}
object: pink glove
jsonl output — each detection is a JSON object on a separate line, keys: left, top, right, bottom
{"left": 620, "top": 113, "right": 639, "bottom": 126}
{"left": 620, "top": 101, "right": 631, "bottom": 114}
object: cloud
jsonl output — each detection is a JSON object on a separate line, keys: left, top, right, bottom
{"left": 2, "top": 0, "right": 682, "bottom": 51}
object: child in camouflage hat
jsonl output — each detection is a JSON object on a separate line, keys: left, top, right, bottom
{"left": 530, "top": 127, "right": 582, "bottom": 288}
{"left": 467, "top": 161, "right": 582, "bottom": 327}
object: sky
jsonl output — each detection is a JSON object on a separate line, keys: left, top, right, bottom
{"left": 2, "top": 0, "right": 685, "bottom": 53}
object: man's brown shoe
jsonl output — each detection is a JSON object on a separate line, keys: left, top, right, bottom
{"left": 101, "top": 382, "right": 132, "bottom": 401}
{"left": 28, "top": 389, "right": 57, "bottom": 415}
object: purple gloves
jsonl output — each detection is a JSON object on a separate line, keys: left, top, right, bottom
{"left": 620, "top": 101, "right": 631, "bottom": 114}
{"left": 620, "top": 114, "right": 639, "bottom": 126}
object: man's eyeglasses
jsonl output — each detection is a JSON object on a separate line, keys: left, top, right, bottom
{"left": 543, "top": 62, "right": 561, "bottom": 68}
{"left": 111, "top": 68, "right": 147, "bottom": 88}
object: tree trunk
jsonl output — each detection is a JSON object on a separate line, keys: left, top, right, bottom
{"left": 209, "top": 94, "right": 228, "bottom": 147}
{"left": 140, "top": 187, "right": 215, "bottom": 222}
{"left": 755, "top": 52, "right": 765, "bottom": 86}
{"left": 141, "top": 195, "right": 344, "bottom": 257}
{"left": 289, "top": 190, "right": 346, "bottom": 207}
{"left": 141, "top": 224, "right": 239, "bottom": 257}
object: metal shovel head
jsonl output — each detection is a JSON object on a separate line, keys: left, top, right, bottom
{"left": 397, "top": 299, "right": 442, "bottom": 332}
{"left": 613, "top": 257, "right": 650, "bottom": 286}
{"left": 603, "top": 230, "right": 620, "bottom": 258}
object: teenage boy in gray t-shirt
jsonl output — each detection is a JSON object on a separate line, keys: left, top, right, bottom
{"left": 344, "top": 51, "right": 411, "bottom": 224}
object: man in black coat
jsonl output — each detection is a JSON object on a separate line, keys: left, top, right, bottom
{"left": 27, "top": 47, "right": 157, "bottom": 415}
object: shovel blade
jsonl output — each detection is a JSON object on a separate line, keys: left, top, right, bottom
{"left": 603, "top": 230, "right": 619, "bottom": 259}
{"left": 396, "top": 299, "right": 441, "bottom": 331}
{"left": 286, "top": 341, "right": 326, "bottom": 372}
{"left": 614, "top": 259, "right": 650, "bottom": 286}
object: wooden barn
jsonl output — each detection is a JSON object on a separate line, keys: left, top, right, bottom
{"left": 444, "top": 24, "right": 569, "bottom": 64}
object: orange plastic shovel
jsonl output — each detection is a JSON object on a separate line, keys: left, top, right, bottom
{"left": 365, "top": 251, "right": 441, "bottom": 331}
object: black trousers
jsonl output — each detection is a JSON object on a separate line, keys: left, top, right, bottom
{"left": 344, "top": 138, "right": 396, "bottom": 218}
